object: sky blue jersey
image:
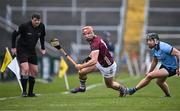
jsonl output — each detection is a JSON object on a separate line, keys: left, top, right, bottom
{"left": 151, "top": 41, "right": 178, "bottom": 69}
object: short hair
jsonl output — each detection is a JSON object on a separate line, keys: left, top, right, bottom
{"left": 31, "top": 13, "right": 41, "bottom": 19}
{"left": 82, "top": 26, "right": 94, "bottom": 35}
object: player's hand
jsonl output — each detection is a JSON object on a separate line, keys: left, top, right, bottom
{"left": 41, "top": 49, "right": 46, "bottom": 55}
{"left": 11, "top": 48, "right": 16, "bottom": 55}
{"left": 145, "top": 72, "right": 149, "bottom": 77}
{"left": 75, "top": 64, "right": 83, "bottom": 70}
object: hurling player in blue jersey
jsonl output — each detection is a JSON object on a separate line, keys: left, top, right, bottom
{"left": 127, "top": 33, "right": 180, "bottom": 97}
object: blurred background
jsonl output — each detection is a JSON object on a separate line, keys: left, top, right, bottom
{"left": 0, "top": 0, "right": 180, "bottom": 81}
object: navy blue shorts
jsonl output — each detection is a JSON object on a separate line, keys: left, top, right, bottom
{"left": 159, "top": 65, "right": 177, "bottom": 77}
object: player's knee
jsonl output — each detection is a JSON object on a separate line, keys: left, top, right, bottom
{"left": 31, "top": 69, "right": 38, "bottom": 75}
{"left": 21, "top": 68, "right": 29, "bottom": 74}
{"left": 29, "top": 69, "right": 38, "bottom": 77}
{"left": 78, "top": 69, "right": 87, "bottom": 76}
{"left": 146, "top": 73, "right": 154, "bottom": 80}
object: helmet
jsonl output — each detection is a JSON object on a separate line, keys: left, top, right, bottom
{"left": 146, "top": 33, "right": 159, "bottom": 40}
{"left": 103, "top": 31, "right": 111, "bottom": 38}
{"left": 82, "top": 26, "right": 94, "bottom": 35}
{"left": 50, "top": 38, "right": 61, "bottom": 49}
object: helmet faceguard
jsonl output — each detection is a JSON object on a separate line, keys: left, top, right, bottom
{"left": 146, "top": 33, "right": 159, "bottom": 44}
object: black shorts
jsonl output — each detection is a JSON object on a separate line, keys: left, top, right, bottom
{"left": 17, "top": 49, "right": 38, "bottom": 65}
{"left": 159, "top": 65, "right": 176, "bottom": 77}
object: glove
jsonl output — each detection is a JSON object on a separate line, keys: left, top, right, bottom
{"left": 82, "top": 57, "right": 91, "bottom": 63}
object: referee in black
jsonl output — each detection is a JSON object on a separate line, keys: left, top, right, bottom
{"left": 11, "top": 13, "right": 46, "bottom": 97}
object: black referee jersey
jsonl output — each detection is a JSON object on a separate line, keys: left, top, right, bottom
{"left": 12, "top": 21, "right": 45, "bottom": 52}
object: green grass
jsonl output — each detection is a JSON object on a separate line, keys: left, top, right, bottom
{"left": 0, "top": 73, "right": 180, "bottom": 111}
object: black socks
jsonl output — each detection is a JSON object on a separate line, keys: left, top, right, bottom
{"left": 28, "top": 76, "right": 35, "bottom": 95}
{"left": 20, "top": 75, "right": 28, "bottom": 93}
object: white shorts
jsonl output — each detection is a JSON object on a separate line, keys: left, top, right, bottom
{"left": 96, "top": 61, "right": 117, "bottom": 78}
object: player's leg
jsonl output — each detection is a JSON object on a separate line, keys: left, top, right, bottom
{"left": 19, "top": 62, "right": 29, "bottom": 97}
{"left": 97, "top": 62, "right": 126, "bottom": 97}
{"left": 17, "top": 50, "right": 30, "bottom": 97}
{"left": 104, "top": 77, "right": 126, "bottom": 97}
{"left": 156, "top": 77, "right": 170, "bottom": 97}
{"left": 127, "top": 68, "right": 169, "bottom": 95}
{"left": 27, "top": 55, "right": 38, "bottom": 97}
{"left": 28, "top": 63, "right": 38, "bottom": 97}
{"left": 104, "top": 77, "right": 120, "bottom": 90}
{"left": 70, "top": 65, "right": 97, "bottom": 93}
{"left": 156, "top": 65, "right": 177, "bottom": 97}
{"left": 136, "top": 68, "right": 168, "bottom": 90}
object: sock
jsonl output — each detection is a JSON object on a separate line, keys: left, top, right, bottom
{"left": 80, "top": 79, "right": 86, "bottom": 89}
{"left": 28, "top": 76, "right": 35, "bottom": 95}
{"left": 119, "top": 86, "right": 125, "bottom": 92}
{"left": 20, "top": 75, "right": 28, "bottom": 93}
{"left": 134, "top": 87, "right": 137, "bottom": 91}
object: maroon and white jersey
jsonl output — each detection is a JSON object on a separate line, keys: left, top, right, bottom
{"left": 90, "top": 36, "right": 114, "bottom": 67}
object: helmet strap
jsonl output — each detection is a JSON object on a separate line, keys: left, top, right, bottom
{"left": 154, "top": 39, "right": 159, "bottom": 44}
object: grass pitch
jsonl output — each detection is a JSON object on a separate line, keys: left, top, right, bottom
{"left": 0, "top": 73, "right": 180, "bottom": 111}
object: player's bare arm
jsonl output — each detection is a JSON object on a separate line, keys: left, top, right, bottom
{"left": 171, "top": 48, "right": 180, "bottom": 75}
{"left": 75, "top": 50, "right": 99, "bottom": 70}
{"left": 147, "top": 57, "right": 158, "bottom": 74}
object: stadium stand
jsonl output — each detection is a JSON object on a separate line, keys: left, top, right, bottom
{"left": 1, "top": 0, "right": 180, "bottom": 77}
{"left": 140, "top": 0, "right": 180, "bottom": 73}
{"left": 145, "top": 0, "right": 180, "bottom": 47}
{"left": 0, "top": 0, "right": 125, "bottom": 75}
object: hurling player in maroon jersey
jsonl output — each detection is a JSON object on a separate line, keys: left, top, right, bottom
{"left": 70, "top": 26, "right": 127, "bottom": 97}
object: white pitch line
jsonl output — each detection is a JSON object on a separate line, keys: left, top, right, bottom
{"left": 61, "top": 76, "right": 139, "bottom": 94}
{"left": 61, "top": 83, "right": 103, "bottom": 94}
{"left": 0, "top": 96, "right": 20, "bottom": 101}
{"left": 0, "top": 94, "right": 41, "bottom": 101}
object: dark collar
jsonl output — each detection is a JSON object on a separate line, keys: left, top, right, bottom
{"left": 154, "top": 43, "right": 160, "bottom": 51}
